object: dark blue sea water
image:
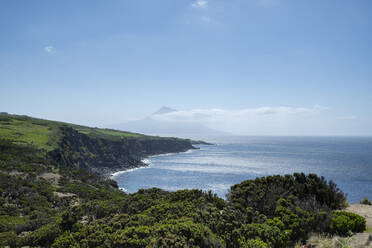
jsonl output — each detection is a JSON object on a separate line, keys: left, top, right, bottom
{"left": 112, "top": 136, "right": 372, "bottom": 203}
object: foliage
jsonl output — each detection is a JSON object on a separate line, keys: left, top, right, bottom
{"left": 0, "top": 113, "right": 193, "bottom": 159}
{"left": 0, "top": 165, "right": 365, "bottom": 247}
{"left": 227, "top": 173, "right": 348, "bottom": 244}
{"left": 0, "top": 231, "right": 19, "bottom": 248}
{"left": 360, "top": 197, "right": 372, "bottom": 205}
{"left": 329, "top": 211, "right": 366, "bottom": 236}
{"left": 0, "top": 115, "right": 57, "bottom": 151}
{"left": 22, "top": 223, "right": 61, "bottom": 247}
{"left": 239, "top": 237, "right": 269, "bottom": 248}
{"left": 0, "top": 113, "right": 367, "bottom": 247}
{"left": 228, "top": 173, "right": 347, "bottom": 216}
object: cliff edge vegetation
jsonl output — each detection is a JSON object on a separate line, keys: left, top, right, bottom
{"left": 0, "top": 113, "right": 196, "bottom": 176}
{"left": 0, "top": 113, "right": 367, "bottom": 247}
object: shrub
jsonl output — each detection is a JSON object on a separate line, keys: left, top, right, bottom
{"left": 360, "top": 197, "right": 372, "bottom": 205}
{"left": 112, "top": 226, "right": 151, "bottom": 248}
{"left": 329, "top": 211, "right": 366, "bottom": 235}
{"left": 239, "top": 238, "right": 269, "bottom": 248}
{"left": 23, "top": 224, "right": 61, "bottom": 247}
{"left": 51, "top": 231, "right": 79, "bottom": 248}
{"left": 233, "top": 219, "right": 290, "bottom": 248}
{"left": 0, "top": 231, "right": 19, "bottom": 248}
{"left": 228, "top": 173, "right": 347, "bottom": 216}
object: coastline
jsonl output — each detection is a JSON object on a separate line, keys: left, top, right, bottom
{"left": 108, "top": 146, "right": 199, "bottom": 180}
{"left": 106, "top": 136, "right": 372, "bottom": 203}
{"left": 110, "top": 159, "right": 150, "bottom": 178}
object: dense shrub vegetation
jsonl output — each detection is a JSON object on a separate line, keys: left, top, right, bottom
{"left": 329, "top": 211, "right": 366, "bottom": 235}
{"left": 360, "top": 197, "right": 372, "bottom": 205}
{"left": 0, "top": 114, "right": 366, "bottom": 247}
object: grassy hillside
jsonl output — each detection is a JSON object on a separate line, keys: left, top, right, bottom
{"left": 0, "top": 113, "right": 195, "bottom": 176}
{"left": 0, "top": 113, "right": 178, "bottom": 152}
{"left": 0, "top": 113, "right": 367, "bottom": 247}
{"left": 0, "top": 114, "right": 60, "bottom": 152}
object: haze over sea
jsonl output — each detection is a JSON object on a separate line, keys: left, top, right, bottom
{"left": 112, "top": 136, "right": 372, "bottom": 203}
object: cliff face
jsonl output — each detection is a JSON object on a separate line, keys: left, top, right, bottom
{"left": 48, "top": 127, "right": 195, "bottom": 176}
{"left": 0, "top": 114, "right": 197, "bottom": 177}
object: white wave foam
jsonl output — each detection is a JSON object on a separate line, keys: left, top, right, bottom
{"left": 142, "top": 159, "right": 150, "bottom": 164}
{"left": 110, "top": 158, "right": 153, "bottom": 178}
{"left": 111, "top": 166, "right": 146, "bottom": 178}
{"left": 150, "top": 149, "right": 195, "bottom": 158}
{"left": 111, "top": 148, "right": 199, "bottom": 178}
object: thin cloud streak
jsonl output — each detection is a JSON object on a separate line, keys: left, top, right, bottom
{"left": 44, "top": 46, "right": 54, "bottom": 53}
{"left": 150, "top": 105, "right": 334, "bottom": 135}
{"left": 191, "top": 0, "right": 208, "bottom": 9}
{"left": 152, "top": 106, "right": 329, "bottom": 123}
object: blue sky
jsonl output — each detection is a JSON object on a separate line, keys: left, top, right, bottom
{"left": 1, "top": 0, "right": 371, "bottom": 135}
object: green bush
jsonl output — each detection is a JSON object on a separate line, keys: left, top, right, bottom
{"left": 23, "top": 224, "right": 61, "bottom": 247}
{"left": 239, "top": 237, "right": 269, "bottom": 248}
{"left": 233, "top": 219, "right": 290, "bottom": 248}
{"left": 112, "top": 226, "right": 151, "bottom": 247}
{"left": 0, "top": 140, "right": 363, "bottom": 248}
{"left": 0, "top": 231, "right": 19, "bottom": 248}
{"left": 0, "top": 204, "right": 19, "bottom": 216}
{"left": 51, "top": 231, "right": 79, "bottom": 248}
{"left": 360, "top": 197, "right": 372, "bottom": 205}
{"left": 329, "top": 211, "right": 366, "bottom": 235}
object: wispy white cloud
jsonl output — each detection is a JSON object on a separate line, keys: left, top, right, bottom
{"left": 44, "top": 46, "right": 54, "bottom": 53}
{"left": 191, "top": 0, "right": 208, "bottom": 9}
{"left": 152, "top": 105, "right": 328, "bottom": 123}
{"left": 151, "top": 105, "right": 330, "bottom": 135}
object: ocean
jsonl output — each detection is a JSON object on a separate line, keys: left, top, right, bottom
{"left": 111, "top": 136, "right": 372, "bottom": 203}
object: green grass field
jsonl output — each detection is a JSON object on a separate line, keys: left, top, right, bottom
{"left": 0, "top": 114, "right": 152, "bottom": 152}
{"left": 74, "top": 127, "right": 144, "bottom": 139}
{"left": 0, "top": 116, "right": 55, "bottom": 151}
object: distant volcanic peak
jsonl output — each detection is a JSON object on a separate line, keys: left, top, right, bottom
{"left": 152, "top": 106, "right": 177, "bottom": 116}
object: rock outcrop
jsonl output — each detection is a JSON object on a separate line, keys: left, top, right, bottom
{"left": 48, "top": 127, "right": 196, "bottom": 176}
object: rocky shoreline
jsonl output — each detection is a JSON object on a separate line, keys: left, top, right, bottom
{"left": 102, "top": 139, "right": 214, "bottom": 178}
{"left": 47, "top": 126, "right": 206, "bottom": 178}
{"left": 107, "top": 144, "right": 207, "bottom": 179}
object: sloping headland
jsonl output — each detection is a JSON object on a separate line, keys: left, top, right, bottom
{"left": 0, "top": 113, "right": 199, "bottom": 177}
{"left": 0, "top": 113, "right": 369, "bottom": 247}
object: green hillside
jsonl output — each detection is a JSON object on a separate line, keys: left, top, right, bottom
{"left": 0, "top": 113, "right": 367, "bottom": 247}
{"left": 0, "top": 113, "right": 195, "bottom": 177}
{"left": 0, "top": 114, "right": 170, "bottom": 152}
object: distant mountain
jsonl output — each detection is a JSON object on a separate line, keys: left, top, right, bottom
{"left": 111, "top": 107, "right": 230, "bottom": 139}
{"left": 152, "top": 106, "right": 177, "bottom": 115}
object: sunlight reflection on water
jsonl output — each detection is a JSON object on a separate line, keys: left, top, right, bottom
{"left": 112, "top": 136, "right": 372, "bottom": 203}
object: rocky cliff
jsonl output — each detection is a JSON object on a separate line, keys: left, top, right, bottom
{"left": 48, "top": 127, "right": 196, "bottom": 176}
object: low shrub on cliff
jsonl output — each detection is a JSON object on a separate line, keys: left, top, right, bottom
{"left": 329, "top": 211, "right": 366, "bottom": 236}
{"left": 1, "top": 171, "right": 366, "bottom": 248}
{"left": 227, "top": 173, "right": 348, "bottom": 244}
{"left": 360, "top": 197, "right": 372, "bottom": 205}
{"left": 0, "top": 115, "right": 366, "bottom": 247}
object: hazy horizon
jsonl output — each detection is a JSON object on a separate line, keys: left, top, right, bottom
{"left": 1, "top": 0, "right": 371, "bottom": 136}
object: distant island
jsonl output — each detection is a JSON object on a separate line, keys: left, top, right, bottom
{"left": 0, "top": 113, "right": 368, "bottom": 247}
